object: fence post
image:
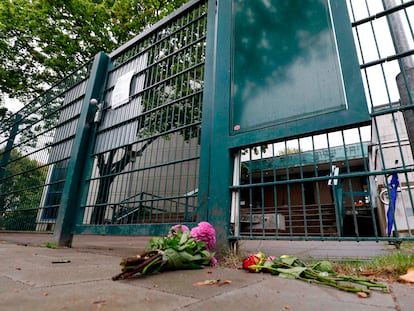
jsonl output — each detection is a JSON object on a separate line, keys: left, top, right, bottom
{"left": 54, "top": 52, "right": 110, "bottom": 247}
{"left": 0, "top": 113, "right": 22, "bottom": 210}
{"left": 383, "top": 0, "right": 414, "bottom": 156}
{"left": 198, "top": 0, "right": 233, "bottom": 251}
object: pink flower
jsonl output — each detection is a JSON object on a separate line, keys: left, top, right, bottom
{"left": 190, "top": 221, "right": 216, "bottom": 251}
{"left": 210, "top": 256, "right": 218, "bottom": 266}
{"left": 169, "top": 224, "right": 190, "bottom": 236}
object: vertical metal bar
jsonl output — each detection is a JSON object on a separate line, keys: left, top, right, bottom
{"left": 54, "top": 52, "right": 110, "bottom": 247}
{"left": 283, "top": 141, "right": 293, "bottom": 237}
{"left": 259, "top": 148, "right": 265, "bottom": 235}
{"left": 311, "top": 135, "right": 324, "bottom": 237}
{"left": 268, "top": 144, "right": 277, "bottom": 237}
{"left": 231, "top": 151, "right": 241, "bottom": 236}
{"left": 198, "top": 0, "right": 232, "bottom": 246}
{"left": 298, "top": 139, "right": 308, "bottom": 237}
{"left": 383, "top": 0, "right": 414, "bottom": 156}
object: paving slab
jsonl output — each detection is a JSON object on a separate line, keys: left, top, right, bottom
{"left": 389, "top": 283, "right": 414, "bottom": 311}
{"left": 118, "top": 267, "right": 268, "bottom": 300}
{"left": 184, "top": 276, "right": 395, "bottom": 311}
{"left": 0, "top": 244, "right": 120, "bottom": 287}
{"left": 1, "top": 279, "right": 199, "bottom": 311}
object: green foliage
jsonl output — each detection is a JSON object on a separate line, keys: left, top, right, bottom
{"left": 335, "top": 243, "right": 414, "bottom": 279}
{"left": 278, "top": 147, "right": 300, "bottom": 156}
{"left": 0, "top": 107, "right": 6, "bottom": 120}
{"left": 147, "top": 230, "right": 211, "bottom": 267}
{"left": 113, "top": 226, "right": 214, "bottom": 280}
{"left": 43, "top": 241, "right": 58, "bottom": 249}
{"left": 0, "top": 148, "right": 47, "bottom": 230}
{"left": 0, "top": 95, "right": 7, "bottom": 119}
{"left": 0, "top": 0, "right": 190, "bottom": 100}
{"left": 0, "top": 149, "right": 47, "bottom": 215}
{"left": 312, "top": 260, "right": 334, "bottom": 274}
{"left": 0, "top": 209, "right": 37, "bottom": 231}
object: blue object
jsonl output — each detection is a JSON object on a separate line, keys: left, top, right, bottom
{"left": 387, "top": 174, "right": 399, "bottom": 236}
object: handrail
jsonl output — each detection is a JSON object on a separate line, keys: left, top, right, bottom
{"left": 112, "top": 190, "right": 198, "bottom": 223}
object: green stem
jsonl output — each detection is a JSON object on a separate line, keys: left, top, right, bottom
{"left": 300, "top": 273, "right": 371, "bottom": 294}
{"left": 334, "top": 275, "right": 389, "bottom": 292}
{"left": 142, "top": 256, "right": 163, "bottom": 275}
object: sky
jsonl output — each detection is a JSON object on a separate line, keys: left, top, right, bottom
{"left": 4, "top": 95, "right": 23, "bottom": 113}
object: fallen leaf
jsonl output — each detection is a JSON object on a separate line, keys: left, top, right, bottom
{"left": 43, "top": 292, "right": 49, "bottom": 296}
{"left": 398, "top": 267, "right": 414, "bottom": 283}
{"left": 218, "top": 280, "right": 232, "bottom": 286}
{"left": 194, "top": 279, "right": 220, "bottom": 286}
{"left": 357, "top": 292, "right": 368, "bottom": 298}
{"left": 194, "top": 279, "right": 232, "bottom": 286}
{"left": 92, "top": 300, "right": 106, "bottom": 305}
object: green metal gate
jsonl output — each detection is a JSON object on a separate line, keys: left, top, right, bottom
{"left": 200, "top": 0, "right": 414, "bottom": 244}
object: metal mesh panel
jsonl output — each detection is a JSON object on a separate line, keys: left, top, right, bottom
{"left": 81, "top": 1, "right": 207, "bottom": 226}
{"left": 230, "top": 0, "right": 414, "bottom": 241}
{"left": 0, "top": 63, "right": 91, "bottom": 232}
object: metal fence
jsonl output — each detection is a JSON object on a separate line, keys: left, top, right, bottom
{"left": 229, "top": 0, "right": 414, "bottom": 242}
{"left": 0, "top": 0, "right": 207, "bottom": 237}
{"left": 0, "top": 62, "right": 91, "bottom": 232}
{"left": 1, "top": 0, "right": 414, "bottom": 246}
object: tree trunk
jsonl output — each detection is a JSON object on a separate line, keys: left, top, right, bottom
{"left": 90, "top": 175, "right": 114, "bottom": 224}
{"left": 89, "top": 140, "right": 154, "bottom": 225}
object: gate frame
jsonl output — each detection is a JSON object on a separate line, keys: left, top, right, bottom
{"left": 54, "top": 52, "right": 110, "bottom": 247}
{"left": 198, "top": 0, "right": 373, "bottom": 248}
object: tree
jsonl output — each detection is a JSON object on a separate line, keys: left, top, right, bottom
{"left": 0, "top": 96, "right": 7, "bottom": 120}
{"left": 0, "top": 0, "right": 192, "bottom": 156}
{"left": 0, "top": 0, "right": 189, "bottom": 101}
{"left": 0, "top": 149, "right": 48, "bottom": 230}
{"left": 278, "top": 147, "right": 300, "bottom": 156}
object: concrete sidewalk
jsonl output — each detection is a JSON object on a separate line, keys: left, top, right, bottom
{"left": 0, "top": 234, "right": 413, "bottom": 310}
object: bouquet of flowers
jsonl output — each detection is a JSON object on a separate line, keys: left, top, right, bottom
{"left": 242, "top": 252, "right": 389, "bottom": 296}
{"left": 112, "top": 222, "right": 216, "bottom": 280}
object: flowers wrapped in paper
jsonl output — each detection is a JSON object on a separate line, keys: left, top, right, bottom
{"left": 113, "top": 222, "right": 216, "bottom": 280}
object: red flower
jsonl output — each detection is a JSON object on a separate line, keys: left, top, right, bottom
{"left": 242, "top": 253, "right": 265, "bottom": 273}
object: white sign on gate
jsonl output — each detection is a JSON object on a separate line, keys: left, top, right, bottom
{"left": 94, "top": 52, "right": 148, "bottom": 154}
{"left": 111, "top": 70, "right": 136, "bottom": 109}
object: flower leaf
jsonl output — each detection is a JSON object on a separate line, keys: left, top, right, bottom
{"left": 179, "top": 231, "right": 190, "bottom": 245}
{"left": 276, "top": 267, "right": 307, "bottom": 279}
{"left": 280, "top": 255, "right": 305, "bottom": 267}
{"left": 312, "top": 261, "right": 334, "bottom": 274}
